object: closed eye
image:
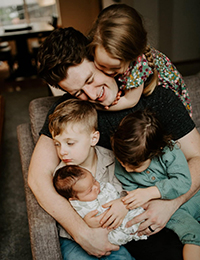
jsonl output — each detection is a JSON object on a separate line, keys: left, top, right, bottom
{"left": 67, "top": 142, "right": 75, "bottom": 146}
{"left": 74, "top": 89, "right": 84, "bottom": 98}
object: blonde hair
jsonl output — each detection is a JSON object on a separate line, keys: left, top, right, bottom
{"left": 49, "top": 99, "right": 98, "bottom": 137}
{"left": 88, "top": 4, "right": 158, "bottom": 95}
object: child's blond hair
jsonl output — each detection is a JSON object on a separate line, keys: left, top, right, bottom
{"left": 49, "top": 99, "right": 98, "bottom": 137}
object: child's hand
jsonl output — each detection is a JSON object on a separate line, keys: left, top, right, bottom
{"left": 122, "top": 188, "right": 152, "bottom": 209}
{"left": 84, "top": 210, "right": 107, "bottom": 228}
{"left": 100, "top": 198, "right": 128, "bottom": 229}
{"left": 104, "top": 91, "right": 122, "bottom": 109}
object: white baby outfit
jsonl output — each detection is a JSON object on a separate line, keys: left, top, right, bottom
{"left": 70, "top": 182, "right": 147, "bottom": 245}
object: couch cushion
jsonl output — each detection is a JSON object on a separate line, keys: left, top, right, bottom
{"left": 29, "top": 96, "right": 60, "bottom": 144}
{"left": 184, "top": 72, "right": 200, "bottom": 133}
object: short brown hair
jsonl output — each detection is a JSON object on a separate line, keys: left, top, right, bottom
{"left": 111, "top": 109, "right": 174, "bottom": 167}
{"left": 49, "top": 99, "right": 98, "bottom": 137}
{"left": 37, "top": 27, "right": 92, "bottom": 87}
{"left": 53, "top": 165, "right": 88, "bottom": 200}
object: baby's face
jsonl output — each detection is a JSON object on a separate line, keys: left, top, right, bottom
{"left": 94, "top": 45, "right": 129, "bottom": 77}
{"left": 72, "top": 171, "right": 100, "bottom": 201}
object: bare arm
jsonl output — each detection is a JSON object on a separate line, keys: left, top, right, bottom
{"left": 175, "top": 128, "right": 200, "bottom": 200}
{"left": 122, "top": 186, "right": 161, "bottom": 209}
{"left": 105, "top": 83, "right": 144, "bottom": 111}
{"left": 126, "top": 128, "right": 200, "bottom": 236}
{"left": 28, "top": 134, "right": 119, "bottom": 256}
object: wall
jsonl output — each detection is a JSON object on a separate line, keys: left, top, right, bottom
{"left": 131, "top": 0, "right": 200, "bottom": 63}
{"left": 56, "top": 0, "right": 200, "bottom": 75}
{"left": 57, "top": 0, "right": 100, "bottom": 34}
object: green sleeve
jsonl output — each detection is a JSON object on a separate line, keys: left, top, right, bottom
{"left": 155, "top": 146, "right": 191, "bottom": 199}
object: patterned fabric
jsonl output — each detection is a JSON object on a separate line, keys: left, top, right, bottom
{"left": 118, "top": 47, "right": 192, "bottom": 117}
{"left": 70, "top": 182, "right": 147, "bottom": 245}
{"left": 118, "top": 54, "right": 152, "bottom": 90}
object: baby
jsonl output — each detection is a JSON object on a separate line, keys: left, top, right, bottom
{"left": 53, "top": 164, "right": 147, "bottom": 246}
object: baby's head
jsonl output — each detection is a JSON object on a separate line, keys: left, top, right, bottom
{"left": 111, "top": 109, "right": 174, "bottom": 172}
{"left": 53, "top": 165, "right": 100, "bottom": 201}
{"left": 49, "top": 99, "right": 100, "bottom": 165}
{"left": 87, "top": 4, "right": 147, "bottom": 77}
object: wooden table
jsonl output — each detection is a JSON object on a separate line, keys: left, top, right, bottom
{"left": 0, "top": 22, "right": 54, "bottom": 78}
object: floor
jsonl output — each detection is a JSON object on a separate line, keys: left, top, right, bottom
{"left": 0, "top": 61, "right": 49, "bottom": 260}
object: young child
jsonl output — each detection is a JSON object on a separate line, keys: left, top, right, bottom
{"left": 53, "top": 164, "right": 147, "bottom": 246}
{"left": 87, "top": 4, "right": 192, "bottom": 116}
{"left": 48, "top": 98, "right": 141, "bottom": 260}
{"left": 111, "top": 109, "right": 200, "bottom": 260}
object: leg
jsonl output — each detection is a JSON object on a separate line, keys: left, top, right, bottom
{"left": 59, "top": 237, "right": 134, "bottom": 260}
{"left": 183, "top": 244, "right": 200, "bottom": 260}
{"left": 125, "top": 227, "right": 183, "bottom": 260}
{"left": 167, "top": 209, "right": 200, "bottom": 245}
{"left": 60, "top": 237, "right": 99, "bottom": 260}
{"left": 106, "top": 246, "right": 135, "bottom": 260}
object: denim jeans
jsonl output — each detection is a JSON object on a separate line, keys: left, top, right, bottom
{"left": 59, "top": 237, "right": 135, "bottom": 260}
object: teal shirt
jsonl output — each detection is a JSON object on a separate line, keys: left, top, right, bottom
{"left": 115, "top": 145, "right": 191, "bottom": 199}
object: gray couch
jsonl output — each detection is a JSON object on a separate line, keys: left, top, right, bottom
{"left": 17, "top": 72, "right": 200, "bottom": 260}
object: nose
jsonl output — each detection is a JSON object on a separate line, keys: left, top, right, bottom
{"left": 59, "top": 145, "right": 68, "bottom": 156}
{"left": 82, "top": 85, "right": 99, "bottom": 101}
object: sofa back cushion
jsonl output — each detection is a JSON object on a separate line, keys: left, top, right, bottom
{"left": 29, "top": 96, "right": 60, "bottom": 144}
{"left": 184, "top": 72, "right": 200, "bottom": 133}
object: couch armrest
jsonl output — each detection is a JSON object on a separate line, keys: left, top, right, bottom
{"left": 17, "top": 123, "right": 62, "bottom": 260}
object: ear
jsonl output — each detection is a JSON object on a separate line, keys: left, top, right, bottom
{"left": 91, "top": 130, "right": 100, "bottom": 146}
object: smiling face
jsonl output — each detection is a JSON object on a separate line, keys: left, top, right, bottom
{"left": 53, "top": 122, "right": 99, "bottom": 167}
{"left": 94, "top": 46, "right": 130, "bottom": 77}
{"left": 70, "top": 170, "right": 100, "bottom": 201}
{"left": 59, "top": 59, "right": 119, "bottom": 107}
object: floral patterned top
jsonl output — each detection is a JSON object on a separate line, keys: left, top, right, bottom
{"left": 118, "top": 47, "right": 192, "bottom": 117}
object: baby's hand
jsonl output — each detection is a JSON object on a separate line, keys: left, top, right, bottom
{"left": 84, "top": 210, "right": 106, "bottom": 228}
{"left": 122, "top": 189, "right": 152, "bottom": 209}
{"left": 100, "top": 198, "right": 128, "bottom": 229}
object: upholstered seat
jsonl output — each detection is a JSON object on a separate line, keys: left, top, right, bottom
{"left": 17, "top": 72, "right": 200, "bottom": 260}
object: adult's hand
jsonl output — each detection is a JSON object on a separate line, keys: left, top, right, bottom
{"left": 126, "top": 199, "right": 179, "bottom": 236}
{"left": 74, "top": 227, "right": 119, "bottom": 257}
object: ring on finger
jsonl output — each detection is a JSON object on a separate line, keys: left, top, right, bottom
{"left": 148, "top": 225, "right": 155, "bottom": 232}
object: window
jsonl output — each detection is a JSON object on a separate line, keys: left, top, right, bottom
{"left": 0, "top": 0, "right": 58, "bottom": 26}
